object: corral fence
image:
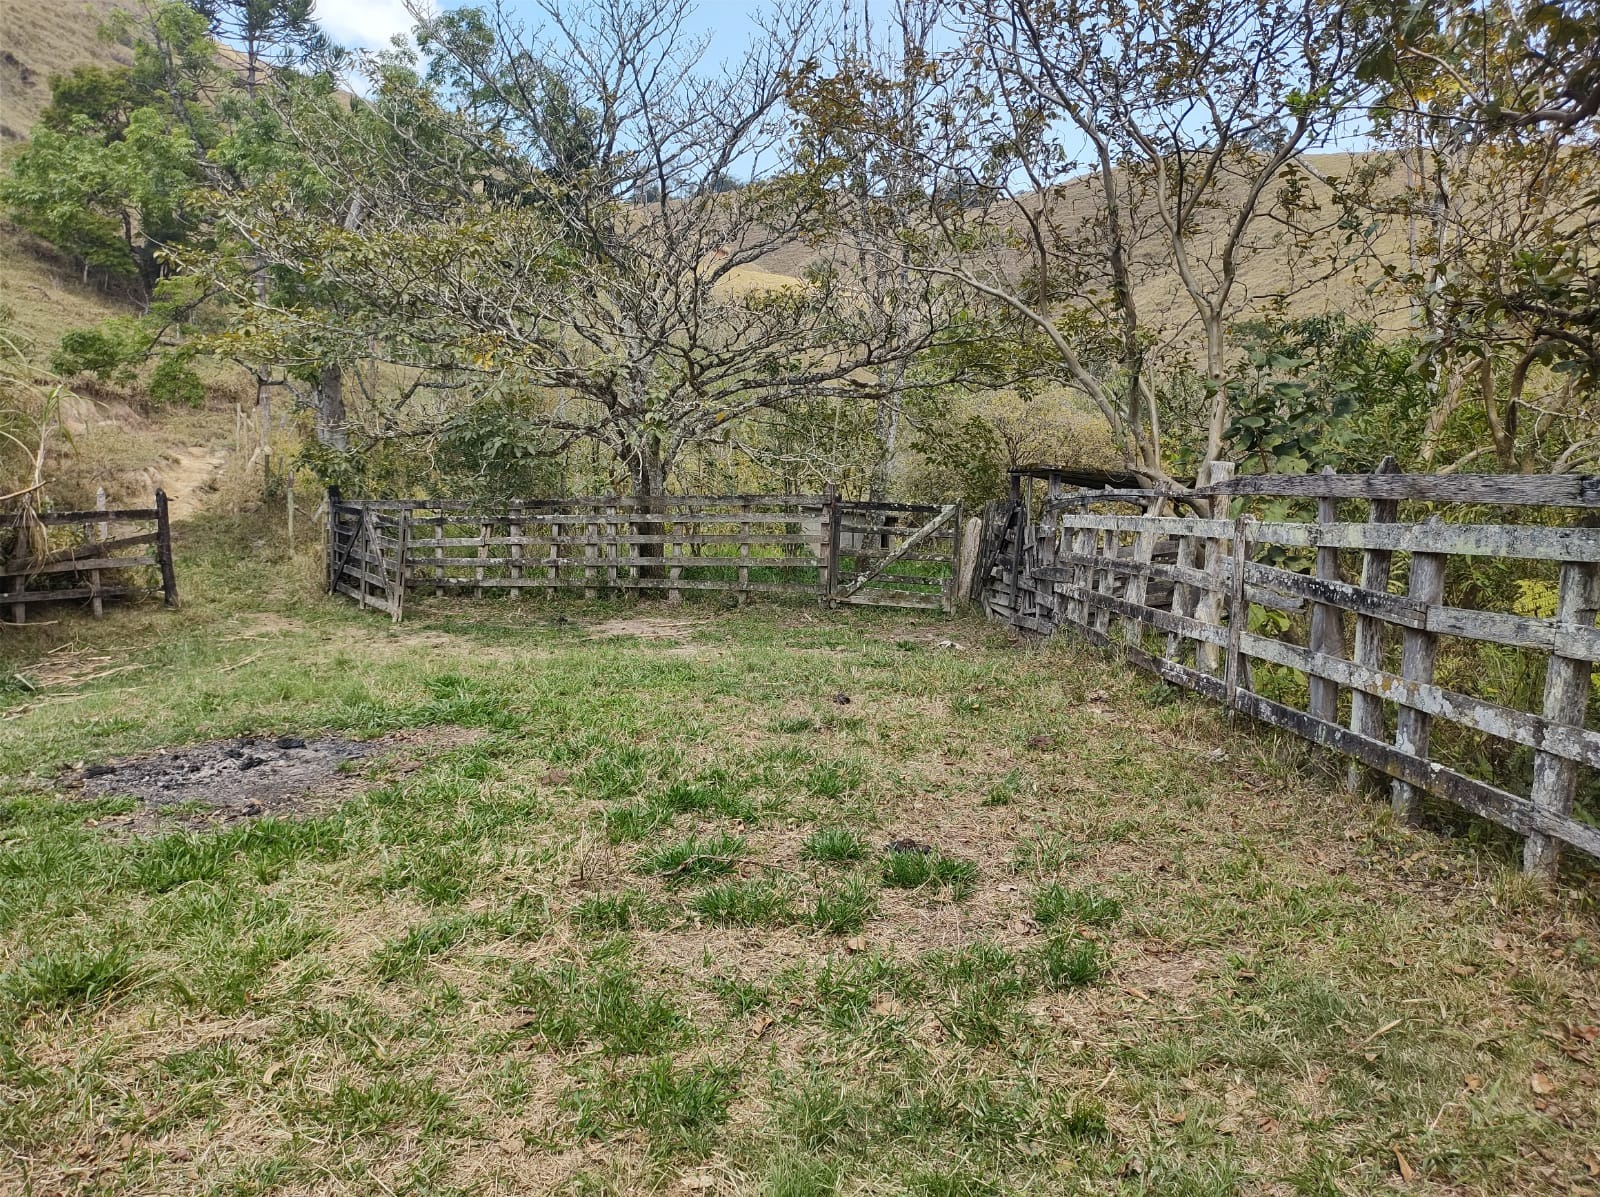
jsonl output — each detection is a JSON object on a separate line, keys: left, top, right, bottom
{"left": 2, "top": 489, "right": 178, "bottom": 626}
{"left": 979, "top": 462, "right": 1600, "bottom": 880}
{"left": 327, "top": 488, "right": 967, "bottom": 620}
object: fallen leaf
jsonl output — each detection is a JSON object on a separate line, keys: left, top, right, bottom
{"left": 751, "top": 1014, "right": 775, "bottom": 1038}
{"left": 845, "top": 935, "right": 867, "bottom": 954}
{"left": 1530, "top": 1072, "right": 1558, "bottom": 1096}
{"left": 263, "top": 1062, "right": 283, "bottom": 1086}
{"left": 1393, "top": 1148, "right": 1414, "bottom": 1182}
{"left": 1163, "top": 1109, "right": 1187, "bottom": 1125}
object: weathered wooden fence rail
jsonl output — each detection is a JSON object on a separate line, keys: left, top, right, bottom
{"left": 2, "top": 489, "right": 177, "bottom": 625}
{"left": 328, "top": 490, "right": 963, "bottom": 619}
{"left": 982, "top": 465, "right": 1600, "bottom": 880}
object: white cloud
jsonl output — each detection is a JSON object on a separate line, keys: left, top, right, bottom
{"left": 315, "top": 0, "right": 426, "bottom": 51}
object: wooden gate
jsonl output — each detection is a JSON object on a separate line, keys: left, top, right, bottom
{"left": 826, "top": 500, "right": 963, "bottom": 613}
{"left": 328, "top": 498, "right": 408, "bottom": 621}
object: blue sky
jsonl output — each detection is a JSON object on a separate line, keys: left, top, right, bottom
{"left": 313, "top": 0, "right": 771, "bottom": 64}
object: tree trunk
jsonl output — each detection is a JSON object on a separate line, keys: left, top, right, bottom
{"left": 314, "top": 362, "right": 348, "bottom": 450}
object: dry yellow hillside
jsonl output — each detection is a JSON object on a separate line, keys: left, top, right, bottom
{"left": 1, "top": 0, "right": 130, "bottom": 143}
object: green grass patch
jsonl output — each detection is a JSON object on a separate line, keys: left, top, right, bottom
{"left": 881, "top": 848, "right": 977, "bottom": 899}
{"left": 802, "top": 826, "right": 868, "bottom": 863}
{"left": 638, "top": 831, "right": 747, "bottom": 884}
{"left": 1032, "top": 883, "right": 1121, "bottom": 928}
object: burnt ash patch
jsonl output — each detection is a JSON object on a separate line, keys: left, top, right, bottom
{"left": 74, "top": 736, "right": 377, "bottom": 832}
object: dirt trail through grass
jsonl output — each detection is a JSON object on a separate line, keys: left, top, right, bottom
{"left": 1, "top": 535, "right": 1597, "bottom": 1196}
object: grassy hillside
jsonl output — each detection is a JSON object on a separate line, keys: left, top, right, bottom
{"left": 0, "top": 0, "right": 129, "bottom": 144}
{"left": 750, "top": 151, "right": 1411, "bottom": 343}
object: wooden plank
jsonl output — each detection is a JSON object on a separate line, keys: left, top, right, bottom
{"left": 34, "top": 507, "right": 159, "bottom": 524}
{"left": 1052, "top": 582, "right": 1229, "bottom": 646}
{"left": 1032, "top": 556, "right": 1301, "bottom": 613}
{"left": 1392, "top": 540, "right": 1447, "bottom": 823}
{"left": 412, "top": 554, "right": 826, "bottom": 572}
{"left": 1229, "top": 690, "right": 1600, "bottom": 859}
{"left": 1, "top": 530, "right": 158, "bottom": 575}
{"left": 0, "top": 584, "right": 149, "bottom": 606}
{"left": 1203, "top": 470, "right": 1600, "bottom": 508}
{"left": 1238, "top": 632, "right": 1600, "bottom": 770}
{"left": 1057, "top": 513, "right": 1600, "bottom": 563}
{"left": 5, "top": 555, "right": 160, "bottom": 577}
{"left": 420, "top": 576, "right": 822, "bottom": 595}
{"left": 1525, "top": 544, "right": 1600, "bottom": 878}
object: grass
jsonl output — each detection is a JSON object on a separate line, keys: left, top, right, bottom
{"left": 802, "top": 825, "right": 868, "bottom": 863}
{"left": 0, "top": 507, "right": 1597, "bottom": 1194}
{"left": 1032, "top": 882, "right": 1122, "bottom": 928}
{"left": 881, "top": 846, "right": 979, "bottom": 899}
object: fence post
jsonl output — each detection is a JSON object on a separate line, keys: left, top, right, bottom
{"left": 1223, "top": 516, "right": 1253, "bottom": 708}
{"left": 1524, "top": 537, "right": 1600, "bottom": 879}
{"left": 1348, "top": 457, "right": 1400, "bottom": 792}
{"left": 475, "top": 517, "right": 489, "bottom": 600}
{"left": 739, "top": 500, "right": 752, "bottom": 603}
{"left": 1391, "top": 519, "right": 1446, "bottom": 824}
{"left": 1194, "top": 461, "right": 1234, "bottom": 672}
{"left": 548, "top": 511, "right": 562, "bottom": 595}
{"left": 155, "top": 488, "right": 179, "bottom": 609}
{"left": 667, "top": 507, "right": 683, "bottom": 604}
{"left": 1124, "top": 516, "right": 1158, "bottom": 647}
{"left": 1007, "top": 473, "right": 1024, "bottom": 619}
{"left": 1308, "top": 466, "right": 1346, "bottom": 721}
{"left": 393, "top": 507, "right": 410, "bottom": 624}
{"left": 91, "top": 487, "right": 107, "bottom": 618}
{"left": 510, "top": 501, "right": 524, "bottom": 601}
{"left": 585, "top": 507, "right": 600, "bottom": 599}
{"left": 943, "top": 501, "right": 964, "bottom": 614}
{"left": 821, "top": 484, "right": 840, "bottom": 605}
{"left": 326, "top": 486, "right": 341, "bottom": 594}
{"left": 607, "top": 503, "right": 619, "bottom": 595}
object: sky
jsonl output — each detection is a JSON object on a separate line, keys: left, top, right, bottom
{"left": 312, "top": 0, "right": 774, "bottom": 63}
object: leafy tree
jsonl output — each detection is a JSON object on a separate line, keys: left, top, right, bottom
{"left": 1354, "top": 0, "right": 1600, "bottom": 472}
{"left": 199, "top": 0, "right": 964, "bottom": 504}
{"left": 1223, "top": 315, "right": 1429, "bottom": 476}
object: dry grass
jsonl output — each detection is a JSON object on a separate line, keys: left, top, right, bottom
{"left": 0, "top": 0, "right": 128, "bottom": 144}
{"left": 1, "top": 530, "right": 1597, "bottom": 1195}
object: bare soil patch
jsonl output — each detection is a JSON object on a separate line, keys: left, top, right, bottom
{"left": 588, "top": 615, "right": 700, "bottom": 640}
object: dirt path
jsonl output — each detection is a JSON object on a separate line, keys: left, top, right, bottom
{"left": 150, "top": 444, "right": 227, "bottom": 520}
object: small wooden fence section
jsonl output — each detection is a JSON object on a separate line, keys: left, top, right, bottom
{"left": 2, "top": 490, "right": 177, "bottom": 626}
{"left": 984, "top": 465, "right": 1600, "bottom": 879}
{"left": 328, "top": 490, "right": 962, "bottom": 619}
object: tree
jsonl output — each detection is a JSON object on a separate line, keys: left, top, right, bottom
{"left": 185, "top": 0, "right": 324, "bottom": 92}
{"left": 788, "top": 0, "right": 951, "bottom": 500}
{"left": 901, "top": 0, "right": 1370, "bottom": 484}
{"left": 0, "top": 3, "right": 216, "bottom": 298}
{"left": 198, "top": 0, "right": 962, "bottom": 503}
{"left": 1355, "top": 0, "right": 1600, "bottom": 473}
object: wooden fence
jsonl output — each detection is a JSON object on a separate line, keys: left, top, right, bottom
{"left": 328, "top": 489, "right": 964, "bottom": 619}
{"left": 982, "top": 464, "right": 1600, "bottom": 880}
{"left": 2, "top": 490, "right": 177, "bottom": 626}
